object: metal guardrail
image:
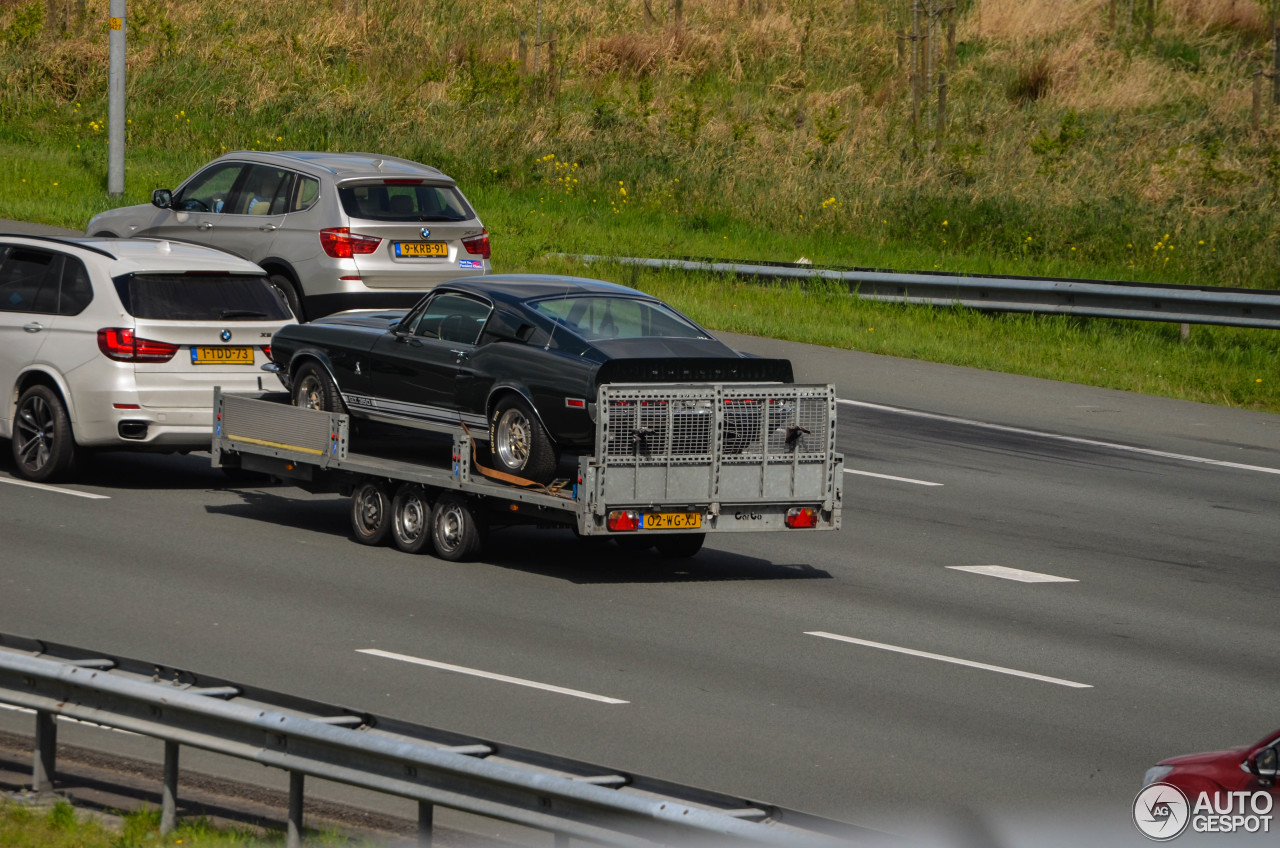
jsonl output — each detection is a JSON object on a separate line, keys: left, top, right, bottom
{"left": 559, "top": 255, "right": 1280, "bottom": 330}
{"left": 0, "top": 634, "right": 873, "bottom": 848}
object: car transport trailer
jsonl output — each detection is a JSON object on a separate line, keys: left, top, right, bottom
{"left": 210, "top": 381, "right": 842, "bottom": 561}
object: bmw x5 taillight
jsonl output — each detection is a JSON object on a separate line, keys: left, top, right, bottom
{"left": 97, "top": 328, "right": 179, "bottom": 363}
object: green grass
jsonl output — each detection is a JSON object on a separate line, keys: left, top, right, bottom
{"left": 0, "top": 798, "right": 375, "bottom": 848}
{"left": 2, "top": 0, "right": 1278, "bottom": 413}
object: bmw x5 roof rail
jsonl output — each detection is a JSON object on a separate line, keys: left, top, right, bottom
{"left": 0, "top": 232, "right": 117, "bottom": 260}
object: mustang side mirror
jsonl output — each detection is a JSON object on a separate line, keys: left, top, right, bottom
{"left": 1250, "top": 747, "right": 1278, "bottom": 779}
{"left": 152, "top": 189, "right": 173, "bottom": 209}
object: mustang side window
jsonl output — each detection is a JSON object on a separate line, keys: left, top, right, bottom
{"left": 412, "top": 293, "right": 492, "bottom": 343}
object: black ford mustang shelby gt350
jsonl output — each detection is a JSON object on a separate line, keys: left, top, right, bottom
{"left": 271, "top": 274, "right": 793, "bottom": 483}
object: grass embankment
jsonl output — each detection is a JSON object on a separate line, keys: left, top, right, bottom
{"left": 0, "top": 798, "right": 369, "bottom": 848}
{"left": 0, "top": 0, "right": 1277, "bottom": 411}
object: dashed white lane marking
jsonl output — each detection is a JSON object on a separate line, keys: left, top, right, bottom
{"left": 0, "top": 703, "right": 138, "bottom": 734}
{"left": 838, "top": 399, "right": 1280, "bottom": 477}
{"left": 357, "top": 649, "right": 629, "bottom": 704}
{"left": 844, "top": 469, "right": 942, "bottom": 486}
{"left": 806, "top": 631, "right": 1092, "bottom": 689}
{"left": 948, "top": 565, "right": 1078, "bottom": 583}
{"left": 0, "top": 476, "right": 110, "bottom": 499}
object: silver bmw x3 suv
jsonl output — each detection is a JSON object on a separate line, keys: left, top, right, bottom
{"left": 86, "top": 151, "right": 491, "bottom": 321}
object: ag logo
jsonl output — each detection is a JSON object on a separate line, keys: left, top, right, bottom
{"left": 1134, "top": 783, "right": 1190, "bottom": 841}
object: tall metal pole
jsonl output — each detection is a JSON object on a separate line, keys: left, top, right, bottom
{"left": 108, "top": 0, "right": 126, "bottom": 196}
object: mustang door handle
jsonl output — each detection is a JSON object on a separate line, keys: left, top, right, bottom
{"left": 449, "top": 349, "right": 470, "bottom": 361}
{"left": 23, "top": 322, "right": 44, "bottom": 333}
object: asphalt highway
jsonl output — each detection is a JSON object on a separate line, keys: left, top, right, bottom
{"left": 2, "top": 324, "right": 1277, "bottom": 845}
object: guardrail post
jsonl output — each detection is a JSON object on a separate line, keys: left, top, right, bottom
{"left": 287, "top": 771, "right": 304, "bottom": 848}
{"left": 417, "top": 801, "right": 433, "bottom": 847}
{"left": 33, "top": 710, "right": 56, "bottom": 793}
{"left": 160, "top": 741, "right": 179, "bottom": 834}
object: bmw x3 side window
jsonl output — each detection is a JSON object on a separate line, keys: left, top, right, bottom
{"left": 228, "top": 165, "right": 292, "bottom": 216}
{"left": 174, "top": 163, "right": 245, "bottom": 213}
{"left": 0, "top": 247, "right": 60, "bottom": 314}
{"left": 289, "top": 175, "right": 320, "bottom": 213}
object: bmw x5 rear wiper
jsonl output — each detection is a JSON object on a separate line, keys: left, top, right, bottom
{"left": 219, "top": 309, "right": 270, "bottom": 318}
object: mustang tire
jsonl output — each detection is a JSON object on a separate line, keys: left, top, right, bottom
{"left": 391, "top": 483, "right": 433, "bottom": 554}
{"left": 349, "top": 479, "right": 393, "bottom": 546}
{"left": 293, "top": 361, "right": 344, "bottom": 413}
{"left": 12, "top": 385, "right": 79, "bottom": 483}
{"left": 431, "top": 492, "right": 483, "bottom": 562}
{"left": 488, "top": 395, "right": 557, "bottom": 484}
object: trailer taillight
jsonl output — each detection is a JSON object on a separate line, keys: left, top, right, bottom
{"left": 607, "top": 510, "right": 640, "bottom": 532}
{"left": 785, "top": 507, "right": 819, "bottom": 528}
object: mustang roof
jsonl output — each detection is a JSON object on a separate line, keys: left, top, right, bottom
{"left": 441, "top": 274, "right": 655, "bottom": 305}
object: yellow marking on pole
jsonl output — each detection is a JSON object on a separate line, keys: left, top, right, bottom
{"left": 109, "top": 17, "right": 122, "bottom": 30}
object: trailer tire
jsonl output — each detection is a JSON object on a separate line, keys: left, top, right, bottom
{"left": 613, "top": 536, "right": 653, "bottom": 553}
{"left": 350, "top": 479, "right": 393, "bottom": 546}
{"left": 653, "top": 533, "right": 705, "bottom": 558}
{"left": 391, "top": 483, "right": 433, "bottom": 554}
{"left": 431, "top": 492, "right": 483, "bottom": 562}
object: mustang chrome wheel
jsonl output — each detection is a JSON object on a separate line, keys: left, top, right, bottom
{"left": 494, "top": 407, "right": 532, "bottom": 469}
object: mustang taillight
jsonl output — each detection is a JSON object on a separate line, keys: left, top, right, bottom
{"left": 319, "top": 227, "right": 382, "bottom": 258}
{"left": 97, "top": 328, "right": 179, "bottom": 363}
{"left": 462, "top": 228, "right": 490, "bottom": 259}
{"left": 607, "top": 510, "right": 640, "bottom": 532}
{"left": 785, "top": 507, "right": 819, "bottom": 529}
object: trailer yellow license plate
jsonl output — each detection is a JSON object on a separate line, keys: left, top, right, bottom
{"left": 394, "top": 241, "right": 448, "bottom": 257}
{"left": 191, "top": 346, "right": 254, "bottom": 365}
{"left": 642, "top": 512, "right": 702, "bottom": 530}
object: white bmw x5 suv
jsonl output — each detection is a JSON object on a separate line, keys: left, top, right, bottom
{"left": 0, "top": 234, "right": 294, "bottom": 482}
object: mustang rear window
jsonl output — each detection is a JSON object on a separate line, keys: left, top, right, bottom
{"left": 532, "top": 296, "right": 708, "bottom": 342}
{"left": 339, "top": 183, "right": 473, "bottom": 222}
{"left": 113, "top": 274, "right": 292, "bottom": 321}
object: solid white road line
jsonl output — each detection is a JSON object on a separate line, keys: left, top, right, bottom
{"left": 838, "top": 398, "right": 1280, "bottom": 477}
{"left": 357, "top": 649, "right": 629, "bottom": 704}
{"left": 805, "top": 631, "right": 1092, "bottom": 689}
{"left": 947, "top": 565, "right": 1078, "bottom": 583}
{"left": 844, "top": 469, "right": 943, "bottom": 486}
{"left": 0, "top": 476, "right": 109, "bottom": 499}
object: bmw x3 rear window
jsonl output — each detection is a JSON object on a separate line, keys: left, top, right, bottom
{"left": 113, "top": 274, "right": 292, "bottom": 321}
{"left": 339, "top": 182, "right": 473, "bottom": 222}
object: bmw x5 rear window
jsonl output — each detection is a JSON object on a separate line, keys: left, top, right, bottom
{"left": 339, "top": 182, "right": 473, "bottom": 222}
{"left": 113, "top": 274, "right": 292, "bottom": 321}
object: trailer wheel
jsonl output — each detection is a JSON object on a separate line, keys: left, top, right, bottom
{"left": 391, "top": 483, "right": 433, "bottom": 554}
{"left": 431, "top": 492, "right": 483, "bottom": 562}
{"left": 613, "top": 536, "right": 653, "bottom": 553}
{"left": 350, "top": 479, "right": 393, "bottom": 546}
{"left": 653, "top": 533, "right": 706, "bottom": 558}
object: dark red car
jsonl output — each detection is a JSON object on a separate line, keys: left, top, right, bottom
{"left": 1144, "top": 727, "right": 1280, "bottom": 800}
